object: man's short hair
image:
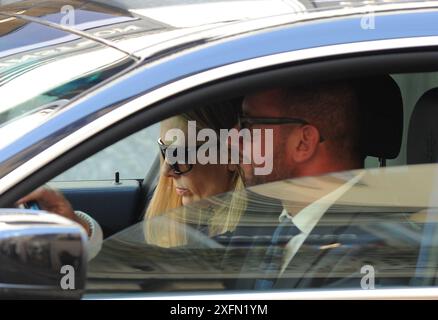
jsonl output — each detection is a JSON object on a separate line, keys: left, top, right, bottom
{"left": 278, "top": 81, "right": 361, "bottom": 160}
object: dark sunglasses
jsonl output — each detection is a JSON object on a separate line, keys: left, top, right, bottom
{"left": 237, "top": 113, "right": 325, "bottom": 142}
{"left": 157, "top": 138, "right": 199, "bottom": 175}
{"left": 158, "top": 138, "right": 229, "bottom": 175}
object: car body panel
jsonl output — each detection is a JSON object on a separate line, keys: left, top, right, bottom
{"left": 83, "top": 287, "right": 438, "bottom": 300}
{"left": 2, "top": 0, "right": 438, "bottom": 55}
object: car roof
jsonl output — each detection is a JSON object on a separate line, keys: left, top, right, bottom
{"left": 2, "top": 0, "right": 438, "bottom": 58}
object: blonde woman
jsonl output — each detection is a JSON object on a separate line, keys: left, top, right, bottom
{"left": 145, "top": 100, "right": 247, "bottom": 247}
{"left": 17, "top": 100, "right": 247, "bottom": 256}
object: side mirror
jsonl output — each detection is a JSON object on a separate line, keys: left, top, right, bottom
{"left": 0, "top": 209, "right": 87, "bottom": 299}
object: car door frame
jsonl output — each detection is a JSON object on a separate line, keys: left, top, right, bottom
{"left": 3, "top": 41, "right": 438, "bottom": 208}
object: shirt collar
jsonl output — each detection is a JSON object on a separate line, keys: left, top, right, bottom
{"left": 279, "top": 171, "right": 365, "bottom": 234}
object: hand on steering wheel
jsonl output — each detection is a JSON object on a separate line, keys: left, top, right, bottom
{"left": 23, "top": 201, "right": 40, "bottom": 210}
{"left": 16, "top": 186, "right": 90, "bottom": 235}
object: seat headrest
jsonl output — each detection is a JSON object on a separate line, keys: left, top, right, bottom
{"left": 407, "top": 88, "right": 438, "bottom": 164}
{"left": 354, "top": 75, "right": 404, "bottom": 159}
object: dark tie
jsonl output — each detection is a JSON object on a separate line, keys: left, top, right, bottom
{"left": 254, "top": 214, "right": 301, "bottom": 290}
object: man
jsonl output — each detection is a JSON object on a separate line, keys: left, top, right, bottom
{"left": 227, "top": 81, "right": 367, "bottom": 289}
{"left": 238, "top": 81, "right": 364, "bottom": 188}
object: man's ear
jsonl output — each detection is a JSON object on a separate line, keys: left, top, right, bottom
{"left": 291, "top": 125, "right": 320, "bottom": 163}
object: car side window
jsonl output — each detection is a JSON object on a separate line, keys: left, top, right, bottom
{"left": 365, "top": 73, "right": 438, "bottom": 168}
{"left": 15, "top": 72, "right": 438, "bottom": 296}
{"left": 87, "top": 165, "right": 438, "bottom": 292}
{"left": 52, "top": 124, "right": 160, "bottom": 181}
{"left": 86, "top": 72, "right": 438, "bottom": 294}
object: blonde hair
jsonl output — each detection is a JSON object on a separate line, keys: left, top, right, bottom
{"left": 145, "top": 99, "right": 247, "bottom": 247}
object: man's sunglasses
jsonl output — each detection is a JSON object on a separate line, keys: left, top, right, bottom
{"left": 237, "top": 113, "right": 325, "bottom": 142}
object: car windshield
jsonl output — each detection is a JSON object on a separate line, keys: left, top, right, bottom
{"left": 87, "top": 164, "right": 438, "bottom": 293}
{"left": 0, "top": 23, "right": 134, "bottom": 148}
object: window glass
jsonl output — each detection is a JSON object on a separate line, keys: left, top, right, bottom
{"left": 87, "top": 165, "right": 438, "bottom": 293}
{"left": 52, "top": 124, "right": 160, "bottom": 181}
{"left": 366, "top": 73, "right": 438, "bottom": 168}
{"left": 0, "top": 22, "right": 135, "bottom": 150}
{"left": 17, "top": 71, "right": 438, "bottom": 295}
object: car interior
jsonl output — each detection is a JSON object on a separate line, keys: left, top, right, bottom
{"left": 44, "top": 73, "right": 405, "bottom": 238}
{"left": 44, "top": 71, "right": 422, "bottom": 239}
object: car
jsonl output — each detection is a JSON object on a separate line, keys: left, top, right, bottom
{"left": 2, "top": 0, "right": 438, "bottom": 300}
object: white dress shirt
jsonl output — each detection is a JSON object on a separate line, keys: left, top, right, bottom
{"left": 279, "top": 171, "right": 365, "bottom": 275}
